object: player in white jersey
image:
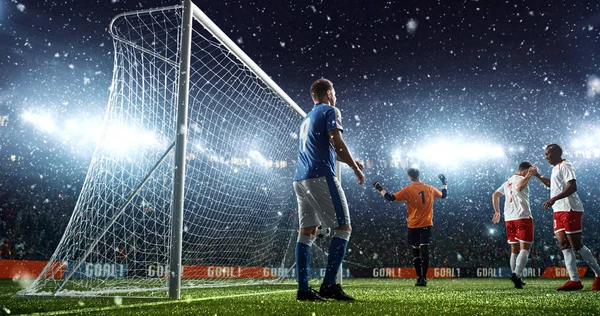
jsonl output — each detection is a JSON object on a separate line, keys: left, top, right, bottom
{"left": 534, "top": 144, "right": 600, "bottom": 291}
{"left": 492, "top": 162, "right": 536, "bottom": 289}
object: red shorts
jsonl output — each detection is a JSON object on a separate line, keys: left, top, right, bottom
{"left": 553, "top": 211, "right": 583, "bottom": 234}
{"left": 505, "top": 218, "right": 534, "bottom": 244}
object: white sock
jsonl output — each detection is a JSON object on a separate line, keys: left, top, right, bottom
{"left": 515, "top": 249, "right": 530, "bottom": 278}
{"left": 510, "top": 253, "right": 517, "bottom": 273}
{"left": 336, "top": 264, "right": 343, "bottom": 284}
{"left": 562, "top": 248, "right": 580, "bottom": 282}
{"left": 577, "top": 245, "right": 600, "bottom": 277}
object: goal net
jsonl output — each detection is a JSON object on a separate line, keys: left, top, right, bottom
{"left": 19, "top": 1, "right": 306, "bottom": 298}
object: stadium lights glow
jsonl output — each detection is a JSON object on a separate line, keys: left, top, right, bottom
{"left": 22, "top": 111, "right": 57, "bottom": 133}
{"left": 22, "top": 110, "right": 163, "bottom": 155}
{"left": 65, "top": 119, "right": 79, "bottom": 132}
{"left": 489, "top": 228, "right": 495, "bottom": 235}
{"left": 572, "top": 138, "right": 596, "bottom": 149}
{"left": 391, "top": 149, "right": 401, "bottom": 161}
{"left": 413, "top": 140, "right": 506, "bottom": 166}
{"left": 101, "top": 124, "right": 161, "bottom": 153}
{"left": 248, "top": 150, "right": 270, "bottom": 167}
{"left": 194, "top": 143, "right": 205, "bottom": 152}
{"left": 570, "top": 130, "right": 600, "bottom": 158}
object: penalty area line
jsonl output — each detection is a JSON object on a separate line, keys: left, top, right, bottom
{"left": 27, "top": 289, "right": 296, "bottom": 316}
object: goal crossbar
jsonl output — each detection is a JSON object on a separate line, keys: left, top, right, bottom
{"left": 108, "top": 5, "right": 183, "bottom": 67}
{"left": 189, "top": 3, "right": 305, "bottom": 118}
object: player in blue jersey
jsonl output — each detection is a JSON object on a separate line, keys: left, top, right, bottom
{"left": 293, "top": 78, "right": 364, "bottom": 301}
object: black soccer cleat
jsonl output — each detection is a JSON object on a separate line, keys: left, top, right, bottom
{"left": 319, "top": 284, "right": 355, "bottom": 301}
{"left": 297, "top": 288, "right": 326, "bottom": 301}
{"left": 416, "top": 278, "right": 428, "bottom": 287}
{"left": 514, "top": 277, "right": 524, "bottom": 289}
{"left": 414, "top": 278, "right": 422, "bottom": 286}
{"left": 511, "top": 273, "right": 525, "bottom": 289}
{"left": 511, "top": 273, "right": 517, "bottom": 284}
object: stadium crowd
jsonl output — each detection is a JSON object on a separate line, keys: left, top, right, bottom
{"left": 0, "top": 161, "right": 84, "bottom": 261}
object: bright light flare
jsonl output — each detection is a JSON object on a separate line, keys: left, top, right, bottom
{"left": 414, "top": 140, "right": 505, "bottom": 166}
{"left": 65, "top": 119, "right": 80, "bottom": 132}
{"left": 249, "top": 150, "right": 270, "bottom": 167}
{"left": 22, "top": 110, "right": 163, "bottom": 155}
{"left": 571, "top": 130, "right": 600, "bottom": 158}
{"left": 22, "top": 111, "right": 56, "bottom": 133}
{"left": 101, "top": 124, "right": 160, "bottom": 153}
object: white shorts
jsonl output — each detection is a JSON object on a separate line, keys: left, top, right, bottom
{"left": 293, "top": 175, "right": 350, "bottom": 229}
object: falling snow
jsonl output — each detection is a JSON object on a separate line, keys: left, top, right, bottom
{"left": 1, "top": 2, "right": 600, "bottom": 308}
{"left": 406, "top": 18, "right": 418, "bottom": 34}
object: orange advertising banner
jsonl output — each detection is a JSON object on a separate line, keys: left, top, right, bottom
{"left": 541, "top": 267, "right": 587, "bottom": 278}
{"left": 0, "top": 260, "right": 57, "bottom": 279}
{"left": 182, "top": 265, "right": 277, "bottom": 279}
{"left": 0, "top": 260, "right": 591, "bottom": 280}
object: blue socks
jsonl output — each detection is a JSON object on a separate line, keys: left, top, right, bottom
{"left": 296, "top": 242, "right": 311, "bottom": 291}
{"left": 323, "top": 237, "right": 348, "bottom": 286}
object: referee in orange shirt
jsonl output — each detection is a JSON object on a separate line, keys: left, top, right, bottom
{"left": 374, "top": 168, "right": 447, "bottom": 286}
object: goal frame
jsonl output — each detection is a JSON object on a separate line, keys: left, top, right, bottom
{"left": 17, "top": 0, "right": 346, "bottom": 301}
{"left": 17, "top": 0, "right": 307, "bottom": 301}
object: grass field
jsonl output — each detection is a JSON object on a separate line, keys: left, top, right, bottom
{"left": 1, "top": 278, "right": 599, "bottom": 315}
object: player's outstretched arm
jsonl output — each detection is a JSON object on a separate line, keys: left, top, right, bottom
{"left": 438, "top": 174, "right": 448, "bottom": 198}
{"left": 373, "top": 181, "right": 396, "bottom": 201}
{"left": 336, "top": 156, "right": 363, "bottom": 170}
{"left": 516, "top": 166, "right": 537, "bottom": 191}
{"left": 534, "top": 171, "right": 550, "bottom": 188}
{"left": 329, "top": 129, "right": 364, "bottom": 184}
{"left": 491, "top": 191, "right": 502, "bottom": 224}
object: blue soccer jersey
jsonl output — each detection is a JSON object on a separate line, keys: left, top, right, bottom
{"left": 293, "top": 103, "right": 343, "bottom": 181}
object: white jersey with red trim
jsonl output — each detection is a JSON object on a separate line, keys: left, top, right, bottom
{"left": 550, "top": 160, "right": 584, "bottom": 212}
{"left": 495, "top": 175, "right": 532, "bottom": 221}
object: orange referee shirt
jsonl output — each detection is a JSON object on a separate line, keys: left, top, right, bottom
{"left": 393, "top": 182, "right": 442, "bottom": 228}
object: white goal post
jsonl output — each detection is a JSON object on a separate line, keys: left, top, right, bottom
{"left": 18, "top": 0, "right": 322, "bottom": 300}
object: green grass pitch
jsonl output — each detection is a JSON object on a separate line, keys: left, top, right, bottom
{"left": 1, "top": 278, "right": 599, "bottom": 315}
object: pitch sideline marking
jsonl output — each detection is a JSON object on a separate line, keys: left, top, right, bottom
{"left": 26, "top": 289, "right": 296, "bottom": 316}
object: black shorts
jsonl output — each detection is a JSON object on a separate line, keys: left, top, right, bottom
{"left": 407, "top": 226, "right": 432, "bottom": 247}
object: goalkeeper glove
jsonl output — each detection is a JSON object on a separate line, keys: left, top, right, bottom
{"left": 373, "top": 181, "right": 384, "bottom": 192}
{"left": 438, "top": 174, "right": 447, "bottom": 185}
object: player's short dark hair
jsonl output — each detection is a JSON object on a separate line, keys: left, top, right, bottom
{"left": 310, "top": 78, "right": 333, "bottom": 101}
{"left": 518, "top": 161, "right": 532, "bottom": 171}
{"left": 407, "top": 168, "right": 420, "bottom": 180}
{"left": 546, "top": 144, "right": 563, "bottom": 156}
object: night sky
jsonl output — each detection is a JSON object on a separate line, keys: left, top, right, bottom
{"left": 2, "top": 1, "right": 600, "bottom": 198}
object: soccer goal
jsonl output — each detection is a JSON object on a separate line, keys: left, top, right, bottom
{"left": 18, "top": 0, "right": 307, "bottom": 299}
